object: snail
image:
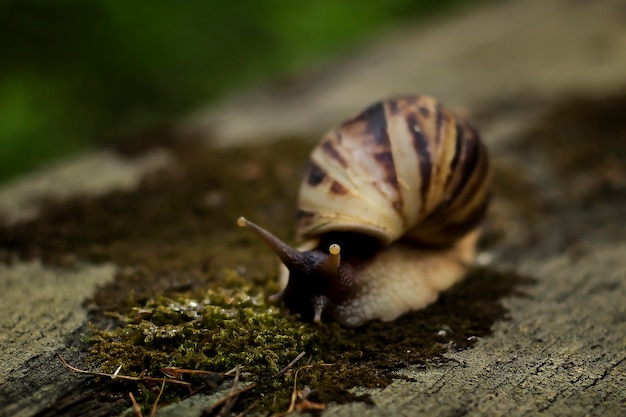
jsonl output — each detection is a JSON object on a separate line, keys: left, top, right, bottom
{"left": 238, "top": 95, "right": 491, "bottom": 327}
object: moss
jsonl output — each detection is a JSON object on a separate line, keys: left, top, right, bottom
{"left": 89, "top": 266, "right": 529, "bottom": 413}
{"left": 88, "top": 269, "right": 353, "bottom": 411}
{"left": 0, "top": 136, "right": 531, "bottom": 413}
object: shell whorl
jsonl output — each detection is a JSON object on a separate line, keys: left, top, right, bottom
{"left": 296, "top": 95, "right": 491, "bottom": 247}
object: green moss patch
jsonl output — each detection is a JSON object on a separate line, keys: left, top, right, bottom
{"left": 88, "top": 267, "right": 528, "bottom": 413}
{"left": 0, "top": 137, "right": 531, "bottom": 414}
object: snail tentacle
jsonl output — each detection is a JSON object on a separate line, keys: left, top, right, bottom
{"left": 319, "top": 244, "right": 341, "bottom": 280}
{"left": 237, "top": 217, "right": 305, "bottom": 272}
{"left": 311, "top": 295, "right": 330, "bottom": 323}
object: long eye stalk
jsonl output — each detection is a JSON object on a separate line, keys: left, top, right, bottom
{"left": 237, "top": 217, "right": 306, "bottom": 271}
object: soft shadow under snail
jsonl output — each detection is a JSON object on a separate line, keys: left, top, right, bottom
{"left": 238, "top": 95, "right": 491, "bottom": 327}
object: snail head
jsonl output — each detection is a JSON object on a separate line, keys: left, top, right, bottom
{"left": 237, "top": 217, "right": 342, "bottom": 322}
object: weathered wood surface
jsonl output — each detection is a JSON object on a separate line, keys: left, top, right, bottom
{"left": 1, "top": 0, "right": 626, "bottom": 416}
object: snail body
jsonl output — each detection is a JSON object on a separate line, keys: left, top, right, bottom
{"left": 238, "top": 95, "right": 491, "bottom": 327}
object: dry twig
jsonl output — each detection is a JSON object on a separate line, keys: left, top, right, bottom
{"left": 150, "top": 378, "right": 166, "bottom": 417}
{"left": 160, "top": 367, "right": 226, "bottom": 380}
{"left": 56, "top": 354, "right": 192, "bottom": 387}
{"left": 129, "top": 392, "right": 143, "bottom": 417}
{"left": 286, "top": 366, "right": 311, "bottom": 414}
{"left": 205, "top": 367, "right": 258, "bottom": 417}
{"left": 205, "top": 383, "right": 258, "bottom": 415}
{"left": 272, "top": 351, "right": 307, "bottom": 378}
{"left": 216, "top": 366, "right": 240, "bottom": 417}
{"left": 276, "top": 364, "right": 331, "bottom": 416}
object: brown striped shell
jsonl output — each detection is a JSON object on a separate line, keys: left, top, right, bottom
{"left": 297, "top": 95, "right": 491, "bottom": 247}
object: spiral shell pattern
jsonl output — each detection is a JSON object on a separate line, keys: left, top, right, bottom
{"left": 296, "top": 95, "right": 491, "bottom": 247}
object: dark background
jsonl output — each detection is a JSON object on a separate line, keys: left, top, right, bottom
{"left": 0, "top": 0, "right": 483, "bottom": 182}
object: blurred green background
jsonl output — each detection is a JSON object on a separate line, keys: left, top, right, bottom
{"left": 0, "top": 0, "right": 480, "bottom": 183}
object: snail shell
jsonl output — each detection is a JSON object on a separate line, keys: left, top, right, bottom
{"left": 238, "top": 95, "right": 491, "bottom": 327}
{"left": 297, "top": 95, "right": 490, "bottom": 247}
